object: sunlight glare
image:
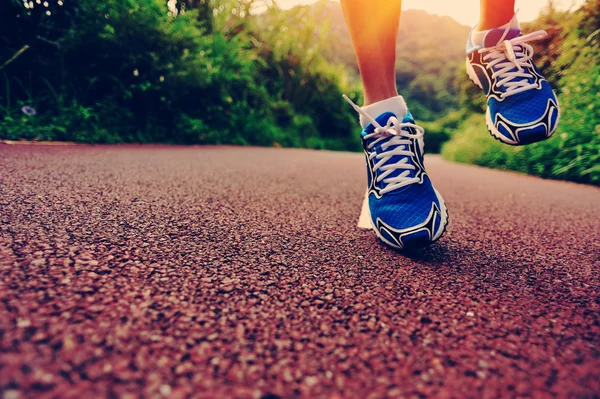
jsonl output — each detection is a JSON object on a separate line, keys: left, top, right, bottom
{"left": 275, "top": 0, "right": 586, "bottom": 25}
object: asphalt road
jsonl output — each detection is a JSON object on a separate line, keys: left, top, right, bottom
{"left": 0, "top": 144, "right": 599, "bottom": 399}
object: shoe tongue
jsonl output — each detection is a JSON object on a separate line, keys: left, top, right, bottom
{"left": 484, "top": 28, "right": 521, "bottom": 48}
{"left": 401, "top": 113, "right": 415, "bottom": 125}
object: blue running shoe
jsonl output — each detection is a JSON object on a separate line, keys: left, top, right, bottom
{"left": 466, "top": 17, "right": 560, "bottom": 145}
{"left": 343, "top": 95, "right": 448, "bottom": 250}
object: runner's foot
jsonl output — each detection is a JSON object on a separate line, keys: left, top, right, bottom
{"left": 466, "top": 15, "right": 560, "bottom": 145}
{"left": 344, "top": 95, "right": 448, "bottom": 250}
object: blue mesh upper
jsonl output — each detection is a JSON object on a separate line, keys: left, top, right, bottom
{"left": 488, "top": 80, "right": 557, "bottom": 126}
{"left": 368, "top": 175, "right": 440, "bottom": 231}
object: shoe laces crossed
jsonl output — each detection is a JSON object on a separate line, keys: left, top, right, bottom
{"left": 481, "top": 17, "right": 548, "bottom": 98}
{"left": 343, "top": 95, "right": 425, "bottom": 194}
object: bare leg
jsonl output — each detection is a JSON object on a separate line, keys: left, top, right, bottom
{"left": 479, "top": 0, "right": 516, "bottom": 30}
{"left": 340, "top": 0, "right": 402, "bottom": 106}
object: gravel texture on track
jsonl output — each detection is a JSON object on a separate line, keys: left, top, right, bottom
{"left": 1, "top": 144, "right": 599, "bottom": 399}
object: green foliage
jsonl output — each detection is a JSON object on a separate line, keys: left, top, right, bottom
{"left": 420, "top": 110, "right": 464, "bottom": 154}
{"left": 441, "top": 0, "right": 600, "bottom": 185}
{"left": 0, "top": 0, "right": 359, "bottom": 150}
{"left": 253, "top": 3, "right": 362, "bottom": 150}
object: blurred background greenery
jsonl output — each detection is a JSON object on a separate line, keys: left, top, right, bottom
{"left": 1, "top": 0, "right": 598, "bottom": 184}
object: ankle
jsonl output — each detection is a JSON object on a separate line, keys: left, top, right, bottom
{"left": 478, "top": 12, "right": 514, "bottom": 31}
{"left": 363, "top": 89, "right": 400, "bottom": 107}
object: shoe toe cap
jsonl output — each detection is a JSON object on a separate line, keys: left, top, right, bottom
{"left": 490, "top": 82, "right": 560, "bottom": 145}
{"left": 398, "top": 229, "right": 435, "bottom": 250}
{"left": 374, "top": 200, "right": 444, "bottom": 250}
{"left": 516, "top": 123, "right": 551, "bottom": 144}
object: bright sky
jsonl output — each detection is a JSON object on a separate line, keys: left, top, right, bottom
{"left": 275, "top": 0, "right": 585, "bottom": 25}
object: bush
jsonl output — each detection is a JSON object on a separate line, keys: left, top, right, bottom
{"left": 0, "top": 0, "right": 361, "bottom": 151}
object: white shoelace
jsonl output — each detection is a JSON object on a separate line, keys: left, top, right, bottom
{"left": 481, "top": 28, "right": 548, "bottom": 98}
{"left": 343, "top": 95, "right": 425, "bottom": 194}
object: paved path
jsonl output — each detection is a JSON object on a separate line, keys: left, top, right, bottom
{"left": 0, "top": 145, "right": 598, "bottom": 399}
